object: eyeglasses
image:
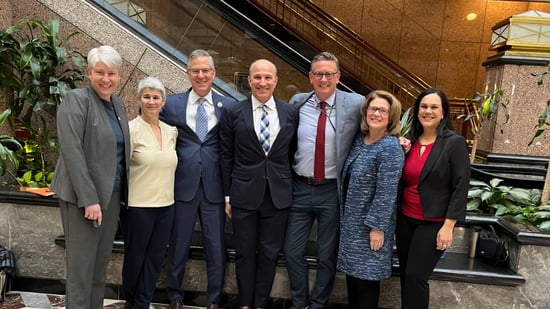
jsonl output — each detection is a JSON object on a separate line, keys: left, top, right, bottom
{"left": 367, "top": 106, "right": 389, "bottom": 116}
{"left": 188, "top": 68, "right": 214, "bottom": 75}
{"left": 311, "top": 71, "right": 338, "bottom": 80}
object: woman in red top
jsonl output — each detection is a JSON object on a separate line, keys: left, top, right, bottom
{"left": 396, "top": 88, "right": 470, "bottom": 309}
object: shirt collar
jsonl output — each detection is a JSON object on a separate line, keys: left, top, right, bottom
{"left": 252, "top": 95, "right": 276, "bottom": 111}
{"left": 313, "top": 92, "right": 336, "bottom": 108}
{"left": 189, "top": 90, "right": 213, "bottom": 106}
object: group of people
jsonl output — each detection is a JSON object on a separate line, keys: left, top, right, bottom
{"left": 51, "top": 44, "right": 470, "bottom": 309}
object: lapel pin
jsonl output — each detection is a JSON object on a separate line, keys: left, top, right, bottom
{"left": 217, "top": 101, "right": 223, "bottom": 108}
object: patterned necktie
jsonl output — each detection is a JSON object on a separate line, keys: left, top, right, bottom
{"left": 196, "top": 98, "right": 208, "bottom": 141}
{"left": 259, "top": 105, "right": 270, "bottom": 153}
{"left": 314, "top": 101, "right": 327, "bottom": 181}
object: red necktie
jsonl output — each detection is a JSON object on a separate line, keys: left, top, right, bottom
{"left": 314, "top": 101, "right": 327, "bottom": 181}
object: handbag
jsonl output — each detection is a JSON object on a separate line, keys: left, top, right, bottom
{"left": 476, "top": 225, "right": 509, "bottom": 267}
{"left": 0, "top": 246, "right": 16, "bottom": 302}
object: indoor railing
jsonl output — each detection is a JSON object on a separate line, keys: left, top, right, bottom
{"left": 247, "top": 0, "right": 431, "bottom": 110}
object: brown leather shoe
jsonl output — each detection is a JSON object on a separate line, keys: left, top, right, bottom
{"left": 168, "top": 299, "right": 184, "bottom": 309}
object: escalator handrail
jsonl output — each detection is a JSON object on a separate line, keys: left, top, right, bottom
{"left": 86, "top": 0, "right": 246, "bottom": 101}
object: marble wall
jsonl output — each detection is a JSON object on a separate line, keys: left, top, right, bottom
{"left": 477, "top": 62, "right": 550, "bottom": 156}
{"left": 3, "top": 201, "right": 550, "bottom": 307}
{"left": 0, "top": 0, "right": 191, "bottom": 124}
{"left": 311, "top": 0, "right": 550, "bottom": 100}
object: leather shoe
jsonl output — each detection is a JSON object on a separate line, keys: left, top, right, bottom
{"left": 206, "top": 303, "right": 219, "bottom": 309}
{"left": 238, "top": 306, "right": 251, "bottom": 309}
{"left": 168, "top": 299, "right": 184, "bottom": 309}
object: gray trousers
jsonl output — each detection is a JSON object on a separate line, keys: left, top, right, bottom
{"left": 59, "top": 192, "right": 120, "bottom": 309}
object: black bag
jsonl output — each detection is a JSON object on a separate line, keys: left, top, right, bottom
{"left": 0, "top": 246, "right": 16, "bottom": 302}
{"left": 477, "top": 225, "right": 509, "bottom": 267}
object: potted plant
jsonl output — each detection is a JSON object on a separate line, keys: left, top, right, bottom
{"left": 0, "top": 109, "right": 21, "bottom": 179}
{"left": 467, "top": 178, "right": 550, "bottom": 229}
{"left": 0, "top": 18, "right": 86, "bottom": 189}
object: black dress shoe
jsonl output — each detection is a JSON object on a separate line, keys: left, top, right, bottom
{"left": 168, "top": 299, "right": 184, "bottom": 309}
{"left": 206, "top": 303, "right": 219, "bottom": 309}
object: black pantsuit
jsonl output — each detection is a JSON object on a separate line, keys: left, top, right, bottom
{"left": 395, "top": 212, "right": 445, "bottom": 309}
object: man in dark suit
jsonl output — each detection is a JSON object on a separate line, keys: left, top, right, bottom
{"left": 161, "top": 49, "right": 235, "bottom": 309}
{"left": 220, "top": 59, "right": 299, "bottom": 309}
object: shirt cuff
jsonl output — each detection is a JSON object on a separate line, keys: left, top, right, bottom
{"left": 224, "top": 196, "right": 230, "bottom": 203}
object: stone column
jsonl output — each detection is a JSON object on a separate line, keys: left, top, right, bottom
{"left": 479, "top": 10, "right": 550, "bottom": 157}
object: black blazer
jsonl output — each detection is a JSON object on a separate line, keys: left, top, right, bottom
{"left": 404, "top": 131, "right": 470, "bottom": 221}
{"left": 219, "top": 98, "right": 299, "bottom": 210}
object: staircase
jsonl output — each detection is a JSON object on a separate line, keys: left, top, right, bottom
{"left": 247, "top": 0, "right": 431, "bottom": 110}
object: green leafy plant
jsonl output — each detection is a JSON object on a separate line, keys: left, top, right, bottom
{"left": 400, "top": 107, "right": 412, "bottom": 136}
{"left": 0, "top": 109, "right": 22, "bottom": 176}
{"left": 529, "top": 64, "right": 550, "bottom": 146}
{"left": 459, "top": 89, "right": 510, "bottom": 132}
{"left": 0, "top": 18, "right": 85, "bottom": 188}
{"left": 468, "top": 178, "right": 550, "bottom": 229}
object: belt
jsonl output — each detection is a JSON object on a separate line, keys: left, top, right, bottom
{"left": 294, "top": 175, "right": 336, "bottom": 186}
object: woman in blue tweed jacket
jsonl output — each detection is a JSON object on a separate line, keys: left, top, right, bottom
{"left": 337, "top": 90, "right": 405, "bottom": 308}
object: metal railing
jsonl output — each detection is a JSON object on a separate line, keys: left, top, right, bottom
{"left": 247, "top": 0, "right": 431, "bottom": 110}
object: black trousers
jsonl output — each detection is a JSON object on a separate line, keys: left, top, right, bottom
{"left": 231, "top": 187, "right": 289, "bottom": 308}
{"left": 346, "top": 275, "right": 380, "bottom": 309}
{"left": 395, "top": 212, "right": 444, "bottom": 309}
{"left": 122, "top": 205, "right": 173, "bottom": 308}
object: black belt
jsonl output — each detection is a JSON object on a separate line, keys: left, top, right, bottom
{"left": 294, "top": 175, "right": 336, "bottom": 186}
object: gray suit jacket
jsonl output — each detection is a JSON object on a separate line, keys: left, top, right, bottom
{"left": 290, "top": 89, "right": 364, "bottom": 190}
{"left": 51, "top": 85, "right": 130, "bottom": 209}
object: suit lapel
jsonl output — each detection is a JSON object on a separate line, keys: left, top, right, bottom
{"left": 335, "top": 90, "right": 348, "bottom": 161}
{"left": 420, "top": 136, "right": 444, "bottom": 182}
{"left": 212, "top": 93, "right": 224, "bottom": 121}
{"left": 242, "top": 98, "right": 261, "bottom": 151}
{"left": 179, "top": 91, "right": 200, "bottom": 140}
{"left": 270, "top": 100, "right": 287, "bottom": 152}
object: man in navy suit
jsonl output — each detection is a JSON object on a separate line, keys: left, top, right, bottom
{"left": 220, "top": 59, "right": 299, "bottom": 309}
{"left": 161, "top": 49, "right": 236, "bottom": 309}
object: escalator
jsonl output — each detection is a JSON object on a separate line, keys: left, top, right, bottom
{"left": 93, "top": 0, "right": 433, "bottom": 111}
{"left": 91, "top": 0, "right": 361, "bottom": 102}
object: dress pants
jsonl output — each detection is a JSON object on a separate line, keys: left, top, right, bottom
{"left": 166, "top": 184, "right": 226, "bottom": 304}
{"left": 284, "top": 178, "right": 339, "bottom": 309}
{"left": 59, "top": 191, "right": 121, "bottom": 309}
{"left": 122, "top": 205, "right": 173, "bottom": 308}
{"left": 231, "top": 187, "right": 289, "bottom": 308}
{"left": 395, "top": 212, "right": 445, "bottom": 309}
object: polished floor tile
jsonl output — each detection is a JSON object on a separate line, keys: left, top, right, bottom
{"left": 1, "top": 291, "right": 203, "bottom": 309}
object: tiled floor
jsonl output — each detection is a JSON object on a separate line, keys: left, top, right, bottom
{"left": 1, "top": 291, "right": 202, "bottom": 309}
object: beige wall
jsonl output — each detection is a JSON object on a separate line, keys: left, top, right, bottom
{"left": 311, "top": 0, "right": 550, "bottom": 100}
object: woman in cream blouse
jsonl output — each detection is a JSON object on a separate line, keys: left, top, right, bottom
{"left": 122, "top": 76, "right": 178, "bottom": 309}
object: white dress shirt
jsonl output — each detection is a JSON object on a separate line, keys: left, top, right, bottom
{"left": 186, "top": 90, "right": 217, "bottom": 133}
{"left": 252, "top": 95, "right": 280, "bottom": 150}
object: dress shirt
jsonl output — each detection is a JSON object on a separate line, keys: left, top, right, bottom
{"left": 252, "top": 96, "right": 280, "bottom": 146}
{"left": 186, "top": 90, "right": 217, "bottom": 132}
{"left": 293, "top": 93, "right": 337, "bottom": 179}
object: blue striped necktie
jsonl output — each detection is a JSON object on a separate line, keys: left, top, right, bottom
{"left": 196, "top": 98, "right": 208, "bottom": 141}
{"left": 259, "top": 105, "right": 270, "bottom": 153}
